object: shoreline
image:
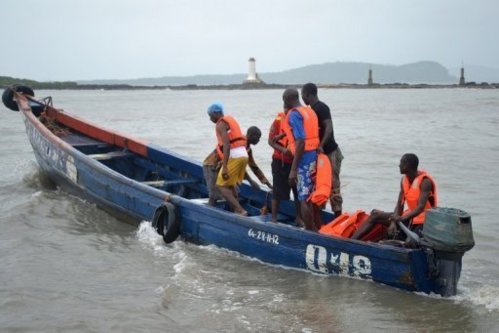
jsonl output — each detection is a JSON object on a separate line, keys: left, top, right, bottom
{"left": 1, "top": 82, "right": 498, "bottom": 91}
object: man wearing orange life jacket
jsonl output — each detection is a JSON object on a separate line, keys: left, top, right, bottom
{"left": 268, "top": 110, "right": 303, "bottom": 225}
{"left": 281, "top": 88, "right": 320, "bottom": 231}
{"left": 207, "top": 102, "right": 249, "bottom": 216}
{"left": 351, "top": 153, "right": 438, "bottom": 240}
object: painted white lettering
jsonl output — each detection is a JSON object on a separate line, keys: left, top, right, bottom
{"left": 306, "top": 244, "right": 328, "bottom": 273}
{"left": 352, "top": 255, "right": 372, "bottom": 276}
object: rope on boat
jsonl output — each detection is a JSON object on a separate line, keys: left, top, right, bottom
{"left": 39, "top": 112, "right": 70, "bottom": 137}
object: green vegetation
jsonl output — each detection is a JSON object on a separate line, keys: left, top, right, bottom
{"left": 0, "top": 76, "right": 78, "bottom": 89}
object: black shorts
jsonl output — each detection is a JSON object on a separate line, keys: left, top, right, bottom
{"left": 271, "top": 159, "right": 292, "bottom": 201}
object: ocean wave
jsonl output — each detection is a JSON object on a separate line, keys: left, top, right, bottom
{"left": 455, "top": 285, "right": 499, "bottom": 312}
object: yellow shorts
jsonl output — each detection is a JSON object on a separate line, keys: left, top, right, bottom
{"left": 216, "top": 157, "right": 248, "bottom": 187}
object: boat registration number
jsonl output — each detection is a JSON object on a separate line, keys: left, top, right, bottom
{"left": 305, "top": 244, "right": 372, "bottom": 276}
{"left": 248, "top": 228, "right": 279, "bottom": 245}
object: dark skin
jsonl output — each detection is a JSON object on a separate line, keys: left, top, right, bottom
{"left": 268, "top": 112, "right": 303, "bottom": 225}
{"left": 351, "top": 155, "right": 434, "bottom": 240}
{"left": 302, "top": 86, "right": 340, "bottom": 219}
{"left": 282, "top": 88, "right": 315, "bottom": 231}
{"left": 245, "top": 129, "right": 273, "bottom": 190}
{"left": 210, "top": 112, "right": 247, "bottom": 215}
{"left": 301, "top": 88, "right": 334, "bottom": 155}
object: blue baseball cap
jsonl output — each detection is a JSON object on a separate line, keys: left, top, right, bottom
{"left": 207, "top": 102, "right": 224, "bottom": 115}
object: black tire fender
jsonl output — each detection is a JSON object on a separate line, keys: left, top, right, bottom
{"left": 2, "top": 85, "right": 35, "bottom": 111}
{"left": 152, "top": 202, "right": 180, "bottom": 243}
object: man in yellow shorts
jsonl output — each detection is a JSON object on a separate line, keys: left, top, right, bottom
{"left": 207, "top": 102, "right": 249, "bottom": 216}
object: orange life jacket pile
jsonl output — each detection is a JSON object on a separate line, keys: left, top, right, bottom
{"left": 319, "top": 210, "right": 386, "bottom": 242}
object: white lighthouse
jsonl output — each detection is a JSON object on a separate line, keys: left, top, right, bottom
{"left": 244, "top": 57, "right": 263, "bottom": 84}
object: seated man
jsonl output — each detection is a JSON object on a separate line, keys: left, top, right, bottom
{"left": 351, "top": 153, "right": 437, "bottom": 240}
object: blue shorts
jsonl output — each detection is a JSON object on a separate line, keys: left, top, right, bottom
{"left": 297, "top": 151, "right": 317, "bottom": 201}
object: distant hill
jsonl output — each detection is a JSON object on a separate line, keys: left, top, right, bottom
{"left": 78, "top": 61, "right": 458, "bottom": 86}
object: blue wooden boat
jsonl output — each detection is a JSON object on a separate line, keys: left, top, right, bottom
{"left": 2, "top": 85, "right": 474, "bottom": 296}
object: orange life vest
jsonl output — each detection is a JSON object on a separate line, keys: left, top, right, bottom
{"left": 319, "top": 210, "right": 386, "bottom": 241}
{"left": 275, "top": 111, "right": 289, "bottom": 147}
{"left": 215, "top": 115, "right": 246, "bottom": 160}
{"left": 401, "top": 171, "right": 438, "bottom": 225}
{"left": 270, "top": 111, "right": 293, "bottom": 164}
{"left": 308, "top": 153, "right": 332, "bottom": 206}
{"left": 282, "top": 106, "right": 320, "bottom": 154}
{"left": 319, "top": 210, "right": 369, "bottom": 238}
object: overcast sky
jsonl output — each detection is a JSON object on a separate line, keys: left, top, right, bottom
{"left": 1, "top": 0, "right": 497, "bottom": 81}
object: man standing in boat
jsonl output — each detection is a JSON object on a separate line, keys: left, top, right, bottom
{"left": 351, "top": 153, "right": 438, "bottom": 240}
{"left": 207, "top": 102, "right": 249, "bottom": 216}
{"left": 281, "top": 88, "right": 321, "bottom": 231}
{"left": 268, "top": 110, "right": 303, "bottom": 225}
{"left": 301, "top": 83, "right": 343, "bottom": 218}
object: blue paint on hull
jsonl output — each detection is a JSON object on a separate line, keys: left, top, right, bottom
{"left": 21, "top": 109, "right": 446, "bottom": 295}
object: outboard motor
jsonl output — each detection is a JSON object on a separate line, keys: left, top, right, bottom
{"left": 422, "top": 207, "right": 475, "bottom": 296}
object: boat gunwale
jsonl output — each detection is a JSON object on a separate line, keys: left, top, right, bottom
{"left": 16, "top": 93, "right": 420, "bottom": 262}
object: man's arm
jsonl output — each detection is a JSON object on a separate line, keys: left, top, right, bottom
{"left": 247, "top": 149, "right": 272, "bottom": 188}
{"left": 319, "top": 118, "right": 333, "bottom": 152}
{"left": 286, "top": 111, "right": 305, "bottom": 187}
{"left": 289, "top": 139, "right": 304, "bottom": 187}
{"left": 268, "top": 135, "right": 289, "bottom": 154}
{"left": 393, "top": 180, "right": 405, "bottom": 216}
{"left": 400, "top": 178, "right": 433, "bottom": 223}
{"left": 268, "top": 121, "right": 289, "bottom": 155}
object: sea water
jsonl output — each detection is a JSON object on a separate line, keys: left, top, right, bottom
{"left": 0, "top": 88, "right": 498, "bottom": 332}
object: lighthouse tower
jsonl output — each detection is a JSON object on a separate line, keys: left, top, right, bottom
{"left": 459, "top": 65, "right": 466, "bottom": 86}
{"left": 244, "top": 57, "right": 263, "bottom": 84}
{"left": 368, "top": 67, "right": 374, "bottom": 85}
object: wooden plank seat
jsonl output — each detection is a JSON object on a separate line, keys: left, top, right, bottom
{"left": 141, "top": 179, "right": 198, "bottom": 187}
{"left": 88, "top": 150, "right": 134, "bottom": 161}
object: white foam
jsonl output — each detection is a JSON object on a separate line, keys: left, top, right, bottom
{"left": 173, "top": 255, "right": 187, "bottom": 274}
{"left": 455, "top": 285, "right": 499, "bottom": 312}
{"left": 136, "top": 220, "right": 163, "bottom": 247}
{"left": 30, "top": 191, "right": 43, "bottom": 198}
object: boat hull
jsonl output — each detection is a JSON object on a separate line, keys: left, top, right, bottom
{"left": 20, "top": 107, "right": 446, "bottom": 295}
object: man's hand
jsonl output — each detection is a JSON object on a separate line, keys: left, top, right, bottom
{"left": 272, "top": 133, "right": 286, "bottom": 143}
{"left": 387, "top": 221, "right": 397, "bottom": 238}
{"left": 222, "top": 166, "right": 229, "bottom": 180}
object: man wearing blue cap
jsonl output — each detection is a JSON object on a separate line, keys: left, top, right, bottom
{"left": 207, "top": 102, "right": 249, "bottom": 216}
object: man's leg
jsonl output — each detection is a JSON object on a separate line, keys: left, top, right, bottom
{"left": 216, "top": 157, "right": 248, "bottom": 216}
{"left": 301, "top": 201, "right": 316, "bottom": 231}
{"left": 329, "top": 147, "right": 344, "bottom": 216}
{"left": 218, "top": 185, "right": 247, "bottom": 215}
{"left": 291, "top": 186, "right": 304, "bottom": 227}
{"left": 351, "top": 210, "right": 392, "bottom": 240}
{"left": 271, "top": 199, "right": 280, "bottom": 222}
{"left": 312, "top": 203, "right": 323, "bottom": 230}
{"left": 204, "top": 165, "right": 221, "bottom": 205}
{"left": 296, "top": 156, "right": 317, "bottom": 231}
